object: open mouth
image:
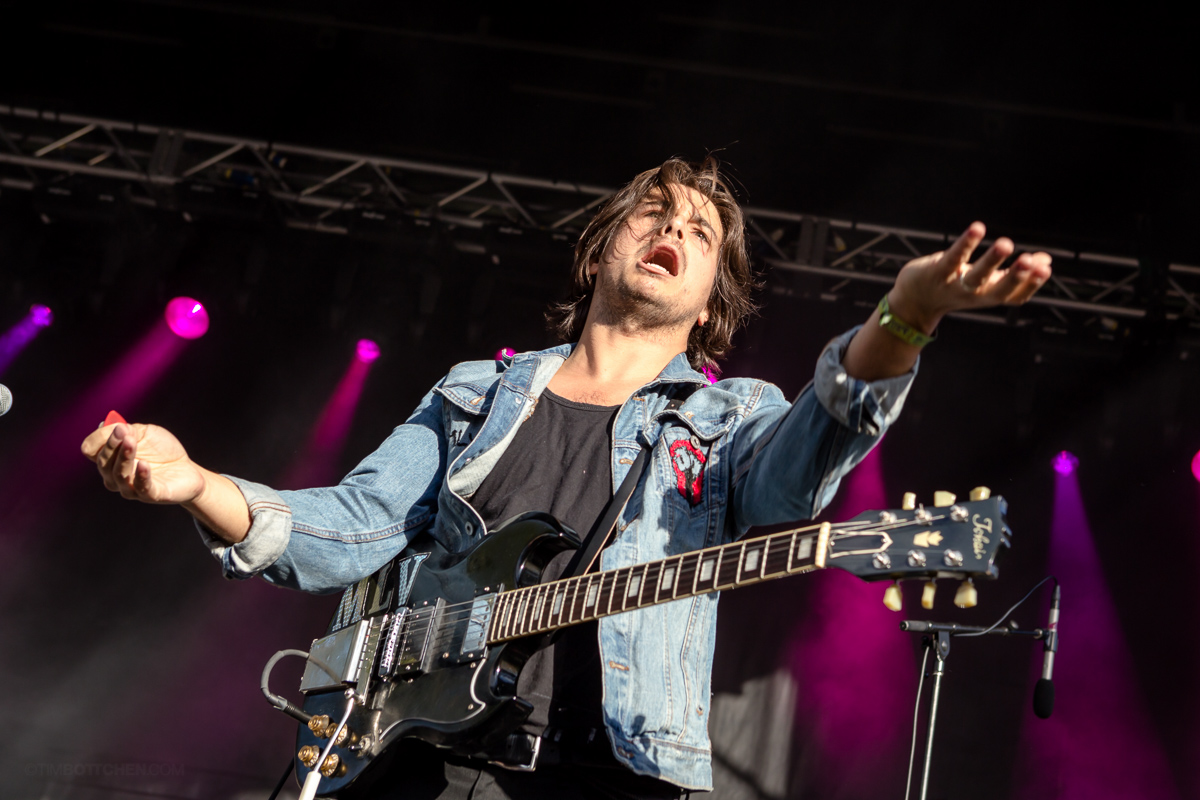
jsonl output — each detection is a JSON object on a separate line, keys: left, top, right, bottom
{"left": 638, "top": 245, "right": 680, "bottom": 277}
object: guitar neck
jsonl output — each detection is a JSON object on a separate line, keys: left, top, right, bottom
{"left": 486, "top": 523, "right": 832, "bottom": 643}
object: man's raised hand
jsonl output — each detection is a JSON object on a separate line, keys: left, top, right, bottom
{"left": 82, "top": 422, "right": 207, "bottom": 505}
{"left": 888, "top": 221, "right": 1053, "bottom": 334}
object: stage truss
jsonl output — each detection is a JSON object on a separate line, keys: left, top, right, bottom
{"left": 2, "top": 106, "right": 1197, "bottom": 340}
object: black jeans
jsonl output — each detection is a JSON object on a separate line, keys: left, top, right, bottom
{"left": 364, "top": 741, "right": 692, "bottom": 800}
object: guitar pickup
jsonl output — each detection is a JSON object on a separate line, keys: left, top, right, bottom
{"left": 393, "top": 598, "right": 444, "bottom": 677}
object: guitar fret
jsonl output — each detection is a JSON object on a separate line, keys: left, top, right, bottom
{"left": 583, "top": 576, "right": 600, "bottom": 619}
{"left": 517, "top": 590, "right": 533, "bottom": 636}
{"left": 759, "top": 539, "right": 770, "bottom": 579}
{"left": 608, "top": 569, "right": 626, "bottom": 616}
{"left": 497, "top": 594, "right": 512, "bottom": 639}
{"left": 636, "top": 563, "right": 652, "bottom": 607}
{"left": 675, "top": 552, "right": 697, "bottom": 598}
{"left": 792, "top": 533, "right": 814, "bottom": 570}
{"left": 640, "top": 562, "right": 661, "bottom": 606}
{"left": 532, "top": 586, "right": 547, "bottom": 631}
{"left": 550, "top": 585, "right": 565, "bottom": 626}
{"left": 604, "top": 571, "right": 619, "bottom": 616}
{"left": 658, "top": 556, "right": 679, "bottom": 601}
{"left": 717, "top": 543, "right": 743, "bottom": 588}
{"left": 570, "top": 576, "right": 585, "bottom": 622}
{"left": 624, "top": 567, "right": 643, "bottom": 610}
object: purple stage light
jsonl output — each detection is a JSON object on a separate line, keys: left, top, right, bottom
{"left": 495, "top": 346, "right": 515, "bottom": 361}
{"left": 356, "top": 339, "right": 380, "bottom": 363}
{"left": 786, "top": 444, "right": 914, "bottom": 797}
{"left": 1014, "top": 464, "right": 1180, "bottom": 798}
{"left": 164, "top": 297, "right": 209, "bottom": 339}
{"left": 30, "top": 305, "right": 53, "bottom": 327}
{"left": 0, "top": 305, "right": 55, "bottom": 375}
{"left": 701, "top": 364, "right": 720, "bottom": 385}
{"left": 1192, "top": 450, "right": 1200, "bottom": 483}
{"left": 1052, "top": 450, "right": 1079, "bottom": 475}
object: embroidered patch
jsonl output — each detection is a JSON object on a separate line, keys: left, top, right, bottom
{"left": 668, "top": 437, "right": 707, "bottom": 506}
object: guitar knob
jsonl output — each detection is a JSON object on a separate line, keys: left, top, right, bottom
{"left": 298, "top": 745, "right": 319, "bottom": 769}
{"left": 883, "top": 581, "right": 902, "bottom": 612}
{"left": 921, "top": 580, "right": 936, "bottom": 610}
{"left": 308, "top": 715, "right": 332, "bottom": 738}
{"left": 970, "top": 486, "right": 992, "bottom": 501}
{"left": 901, "top": 493, "right": 917, "bottom": 511}
{"left": 933, "top": 491, "right": 956, "bottom": 507}
{"left": 954, "top": 578, "right": 978, "bottom": 609}
{"left": 319, "top": 752, "right": 345, "bottom": 778}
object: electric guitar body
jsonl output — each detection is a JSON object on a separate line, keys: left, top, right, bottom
{"left": 294, "top": 513, "right": 576, "bottom": 796}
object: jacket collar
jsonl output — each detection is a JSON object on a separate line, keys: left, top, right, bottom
{"left": 509, "top": 343, "right": 709, "bottom": 388}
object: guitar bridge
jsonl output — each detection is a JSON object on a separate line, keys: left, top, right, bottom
{"left": 300, "top": 619, "right": 371, "bottom": 694}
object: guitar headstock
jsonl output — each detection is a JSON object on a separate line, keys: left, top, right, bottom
{"left": 825, "top": 487, "right": 1010, "bottom": 611}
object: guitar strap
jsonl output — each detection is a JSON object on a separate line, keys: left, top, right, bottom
{"left": 562, "top": 389, "right": 694, "bottom": 579}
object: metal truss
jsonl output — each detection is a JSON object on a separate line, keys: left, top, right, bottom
{"left": 2, "top": 105, "right": 1197, "bottom": 336}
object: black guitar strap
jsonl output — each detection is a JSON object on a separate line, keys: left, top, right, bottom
{"left": 563, "top": 389, "right": 694, "bottom": 579}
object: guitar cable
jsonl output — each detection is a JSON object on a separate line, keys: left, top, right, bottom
{"left": 260, "top": 648, "right": 338, "bottom": 724}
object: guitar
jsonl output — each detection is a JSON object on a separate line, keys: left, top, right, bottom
{"left": 288, "top": 490, "right": 1009, "bottom": 797}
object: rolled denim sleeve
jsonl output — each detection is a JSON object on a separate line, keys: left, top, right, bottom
{"left": 195, "top": 476, "right": 293, "bottom": 579}
{"left": 814, "top": 325, "right": 916, "bottom": 435}
{"left": 196, "top": 386, "right": 448, "bottom": 593}
{"left": 729, "top": 326, "right": 916, "bottom": 530}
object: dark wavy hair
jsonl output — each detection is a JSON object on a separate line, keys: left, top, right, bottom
{"left": 546, "top": 157, "right": 758, "bottom": 370}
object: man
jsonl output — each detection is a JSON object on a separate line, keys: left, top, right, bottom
{"left": 82, "top": 158, "right": 1050, "bottom": 798}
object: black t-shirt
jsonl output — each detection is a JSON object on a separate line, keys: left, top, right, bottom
{"left": 467, "top": 389, "right": 618, "bottom": 734}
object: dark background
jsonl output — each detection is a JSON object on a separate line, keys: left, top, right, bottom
{"left": 0, "top": 3, "right": 1197, "bottom": 799}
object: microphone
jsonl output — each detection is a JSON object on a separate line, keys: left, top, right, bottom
{"left": 1033, "top": 584, "right": 1060, "bottom": 719}
{"left": 0, "top": 384, "right": 11, "bottom": 416}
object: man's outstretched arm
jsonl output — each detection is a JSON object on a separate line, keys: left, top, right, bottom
{"left": 81, "top": 422, "right": 252, "bottom": 543}
{"left": 842, "top": 221, "right": 1052, "bottom": 381}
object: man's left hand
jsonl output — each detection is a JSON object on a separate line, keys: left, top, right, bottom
{"left": 887, "top": 221, "right": 1052, "bottom": 334}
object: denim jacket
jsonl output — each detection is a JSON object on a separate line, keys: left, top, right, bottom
{"left": 202, "top": 327, "right": 914, "bottom": 790}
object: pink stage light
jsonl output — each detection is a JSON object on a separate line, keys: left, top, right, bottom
{"left": 356, "top": 339, "right": 380, "bottom": 363}
{"left": 495, "top": 347, "right": 515, "bottom": 361}
{"left": 1014, "top": 464, "right": 1180, "bottom": 799}
{"left": 30, "top": 304, "right": 53, "bottom": 327}
{"left": 1192, "top": 450, "right": 1200, "bottom": 483}
{"left": 0, "top": 305, "right": 55, "bottom": 376}
{"left": 164, "top": 297, "right": 210, "bottom": 339}
{"left": 787, "top": 443, "right": 914, "bottom": 796}
{"left": 278, "top": 346, "right": 379, "bottom": 489}
{"left": 1052, "top": 450, "right": 1079, "bottom": 476}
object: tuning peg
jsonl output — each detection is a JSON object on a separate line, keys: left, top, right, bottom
{"left": 954, "top": 578, "right": 978, "bottom": 609}
{"left": 901, "top": 492, "right": 917, "bottom": 511}
{"left": 883, "top": 581, "right": 902, "bottom": 611}
{"left": 933, "top": 491, "right": 956, "bottom": 507}
{"left": 921, "top": 580, "right": 936, "bottom": 610}
{"left": 969, "top": 486, "right": 991, "bottom": 501}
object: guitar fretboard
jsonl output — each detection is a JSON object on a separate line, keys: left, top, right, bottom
{"left": 486, "top": 523, "right": 831, "bottom": 643}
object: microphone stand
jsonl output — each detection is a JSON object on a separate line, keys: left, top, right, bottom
{"left": 899, "top": 620, "right": 1050, "bottom": 800}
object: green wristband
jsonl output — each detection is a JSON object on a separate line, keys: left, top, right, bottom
{"left": 877, "top": 294, "right": 937, "bottom": 348}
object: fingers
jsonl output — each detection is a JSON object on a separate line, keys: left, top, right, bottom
{"left": 133, "top": 460, "right": 157, "bottom": 502}
{"left": 999, "top": 252, "right": 1052, "bottom": 304}
{"left": 90, "top": 423, "right": 141, "bottom": 498}
{"left": 976, "top": 251, "right": 1052, "bottom": 306}
{"left": 935, "top": 222, "right": 987, "bottom": 279}
{"left": 959, "top": 237, "right": 1014, "bottom": 292}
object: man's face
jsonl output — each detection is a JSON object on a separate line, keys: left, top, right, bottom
{"left": 588, "top": 184, "right": 724, "bottom": 333}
